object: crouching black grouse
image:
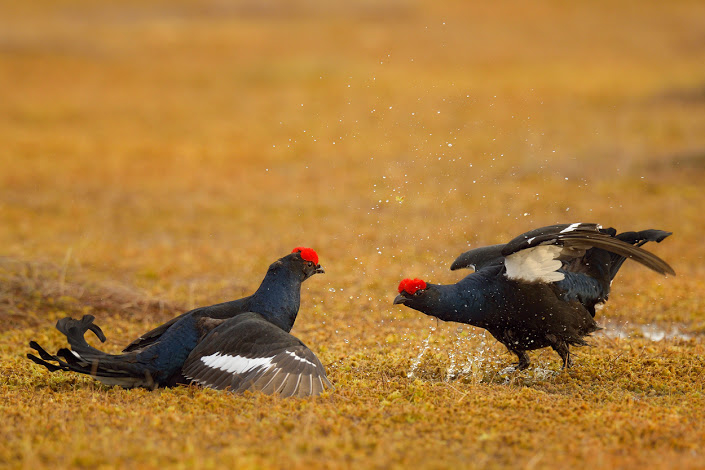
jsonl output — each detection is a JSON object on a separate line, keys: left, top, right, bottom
{"left": 394, "top": 224, "right": 674, "bottom": 370}
{"left": 28, "top": 247, "right": 333, "bottom": 397}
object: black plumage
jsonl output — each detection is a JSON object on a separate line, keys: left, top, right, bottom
{"left": 28, "top": 248, "right": 332, "bottom": 397}
{"left": 181, "top": 312, "right": 332, "bottom": 397}
{"left": 394, "top": 224, "right": 674, "bottom": 370}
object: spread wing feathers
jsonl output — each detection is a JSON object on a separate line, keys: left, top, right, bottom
{"left": 502, "top": 223, "right": 675, "bottom": 277}
{"left": 505, "top": 245, "right": 565, "bottom": 282}
{"left": 182, "top": 312, "right": 332, "bottom": 398}
{"left": 450, "top": 244, "right": 506, "bottom": 271}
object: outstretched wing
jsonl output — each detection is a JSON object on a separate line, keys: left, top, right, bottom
{"left": 182, "top": 312, "right": 332, "bottom": 398}
{"left": 450, "top": 244, "right": 506, "bottom": 271}
{"left": 501, "top": 223, "right": 674, "bottom": 283}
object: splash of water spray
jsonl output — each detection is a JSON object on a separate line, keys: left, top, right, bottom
{"left": 460, "top": 331, "right": 488, "bottom": 385}
{"left": 445, "top": 349, "right": 457, "bottom": 381}
{"left": 408, "top": 327, "right": 435, "bottom": 379}
{"left": 445, "top": 326, "right": 464, "bottom": 381}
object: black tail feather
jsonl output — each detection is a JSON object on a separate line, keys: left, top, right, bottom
{"left": 28, "top": 317, "right": 149, "bottom": 381}
{"left": 27, "top": 353, "right": 64, "bottom": 372}
{"left": 609, "top": 229, "right": 673, "bottom": 280}
{"left": 29, "top": 340, "right": 58, "bottom": 362}
{"left": 27, "top": 341, "right": 79, "bottom": 373}
{"left": 56, "top": 348, "right": 84, "bottom": 366}
{"left": 28, "top": 340, "right": 143, "bottom": 380}
{"left": 55, "top": 315, "right": 107, "bottom": 356}
{"left": 616, "top": 229, "right": 672, "bottom": 245}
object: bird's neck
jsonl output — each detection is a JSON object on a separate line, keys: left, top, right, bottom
{"left": 249, "top": 263, "right": 302, "bottom": 332}
{"left": 426, "top": 280, "right": 495, "bottom": 327}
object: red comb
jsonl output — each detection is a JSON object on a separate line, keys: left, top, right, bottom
{"left": 292, "top": 247, "right": 319, "bottom": 265}
{"left": 398, "top": 278, "right": 427, "bottom": 295}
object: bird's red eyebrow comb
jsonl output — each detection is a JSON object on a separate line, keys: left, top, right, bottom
{"left": 398, "top": 278, "right": 427, "bottom": 294}
{"left": 292, "top": 247, "right": 319, "bottom": 265}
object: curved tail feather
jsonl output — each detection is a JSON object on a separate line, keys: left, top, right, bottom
{"left": 55, "top": 315, "right": 107, "bottom": 354}
{"left": 28, "top": 316, "right": 158, "bottom": 388}
{"left": 608, "top": 229, "right": 673, "bottom": 280}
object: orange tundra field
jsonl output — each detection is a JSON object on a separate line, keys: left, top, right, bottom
{"left": 1, "top": 0, "right": 704, "bottom": 468}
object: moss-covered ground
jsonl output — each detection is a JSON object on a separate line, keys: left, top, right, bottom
{"left": 1, "top": 1, "right": 704, "bottom": 468}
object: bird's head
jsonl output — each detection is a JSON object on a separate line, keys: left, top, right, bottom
{"left": 290, "top": 247, "right": 325, "bottom": 280}
{"left": 393, "top": 278, "right": 430, "bottom": 307}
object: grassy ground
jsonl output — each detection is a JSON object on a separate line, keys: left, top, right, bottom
{"left": 2, "top": 0, "right": 705, "bottom": 468}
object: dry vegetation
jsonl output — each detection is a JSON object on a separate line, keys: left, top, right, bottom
{"left": 2, "top": 0, "right": 705, "bottom": 468}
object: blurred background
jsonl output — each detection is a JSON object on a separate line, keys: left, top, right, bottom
{"left": 2, "top": 0, "right": 704, "bottom": 331}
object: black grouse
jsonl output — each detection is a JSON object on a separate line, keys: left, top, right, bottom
{"left": 28, "top": 247, "right": 333, "bottom": 397}
{"left": 394, "top": 223, "right": 674, "bottom": 370}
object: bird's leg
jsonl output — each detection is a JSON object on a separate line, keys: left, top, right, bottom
{"left": 551, "top": 342, "right": 572, "bottom": 369}
{"left": 513, "top": 350, "right": 531, "bottom": 370}
{"left": 500, "top": 330, "right": 531, "bottom": 371}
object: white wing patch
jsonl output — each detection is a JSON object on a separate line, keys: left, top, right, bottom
{"left": 284, "top": 350, "right": 316, "bottom": 367}
{"left": 560, "top": 223, "right": 582, "bottom": 233}
{"left": 505, "top": 245, "right": 565, "bottom": 283}
{"left": 200, "top": 352, "right": 273, "bottom": 374}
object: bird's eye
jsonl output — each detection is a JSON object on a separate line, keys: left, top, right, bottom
{"left": 306, "top": 261, "right": 314, "bottom": 268}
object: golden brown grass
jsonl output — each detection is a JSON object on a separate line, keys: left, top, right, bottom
{"left": 2, "top": 0, "right": 705, "bottom": 468}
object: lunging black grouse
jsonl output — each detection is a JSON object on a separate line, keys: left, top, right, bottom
{"left": 394, "top": 224, "right": 674, "bottom": 370}
{"left": 28, "top": 247, "right": 333, "bottom": 397}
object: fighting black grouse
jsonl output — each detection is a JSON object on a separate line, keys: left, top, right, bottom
{"left": 394, "top": 223, "right": 674, "bottom": 370}
{"left": 28, "top": 247, "right": 332, "bottom": 397}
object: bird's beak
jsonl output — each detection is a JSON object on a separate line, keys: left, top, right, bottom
{"left": 315, "top": 265, "right": 325, "bottom": 274}
{"left": 393, "top": 294, "right": 406, "bottom": 305}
